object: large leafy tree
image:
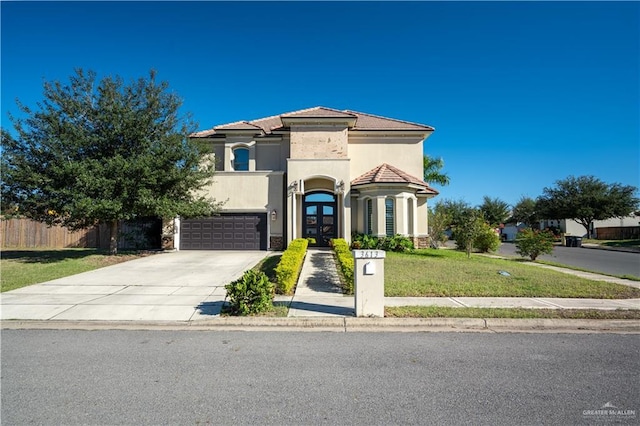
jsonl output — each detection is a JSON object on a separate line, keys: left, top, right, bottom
{"left": 435, "top": 199, "right": 471, "bottom": 227}
{"left": 423, "top": 155, "right": 450, "bottom": 186}
{"left": 537, "top": 175, "right": 639, "bottom": 238}
{"left": 511, "top": 196, "right": 540, "bottom": 228}
{"left": 478, "top": 195, "right": 510, "bottom": 227}
{"left": 1, "top": 69, "right": 219, "bottom": 254}
{"left": 428, "top": 203, "right": 453, "bottom": 247}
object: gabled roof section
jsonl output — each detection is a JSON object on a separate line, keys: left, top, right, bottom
{"left": 214, "top": 121, "right": 264, "bottom": 131}
{"left": 346, "top": 110, "right": 435, "bottom": 131}
{"left": 281, "top": 106, "right": 357, "bottom": 119}
{"left": 191, "top": 106, "right": 434, "bottom": 137}
{"left": 351, "top": 163, "right": 439, "bottom": 194}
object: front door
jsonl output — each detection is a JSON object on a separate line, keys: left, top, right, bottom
{"left": 303, "top": 193, "right": 337, "bottom": 246}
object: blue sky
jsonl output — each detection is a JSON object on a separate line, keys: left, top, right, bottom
{"left": 2, "top": 1, "right": 638, "bottom": 208}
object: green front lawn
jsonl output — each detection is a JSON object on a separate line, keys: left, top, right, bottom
{"left": 1, "top": 249, "right": 147, "bottom": 292}
{"left": 386, "top": 306, "right": 640, "bottom": 319}
{"left": 385, "top": 249, "right": 640, "bottom": 299}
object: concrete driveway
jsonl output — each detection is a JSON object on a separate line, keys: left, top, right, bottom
{"left": 1, "top": 251, "right": 267, "bottom": 321}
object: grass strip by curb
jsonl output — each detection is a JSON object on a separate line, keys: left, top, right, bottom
{"left": 385, "top": 306, "right": 640, "bottom": 319}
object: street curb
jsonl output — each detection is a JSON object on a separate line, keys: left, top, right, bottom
{"left": 581, "top": 244, "right": 640, "bottom": 254}
{"left": 2, "top": 317, "right": 639, "bottom": 333}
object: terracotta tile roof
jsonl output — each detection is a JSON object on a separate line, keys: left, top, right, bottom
{"left": 192, "top": 106, "right": 434, "bottom": 137}
{"left": 214, "top": 121, "right": 264, "bottom": 131}
{"left": 351, "top": 163, "right": 439, "bottom": 194}
{"left": 345, "top": 110, "right": 434, "bottom": 131}
{"left": 281, "top": 106, "right": 357, "bottom": 119}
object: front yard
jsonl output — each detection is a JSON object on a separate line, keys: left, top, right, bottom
{"left": 384, "top": 249, "right": 640, "bottom": 299}
{"left": 1, "top": 249, "right": 148, "bottom": 292}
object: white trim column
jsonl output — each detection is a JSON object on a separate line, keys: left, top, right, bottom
{"left": 409, "top": 196, "right": 418, "bottom": 237}
{"left": 395, "top": 194, "right": 408, "bottom": 236}
{"left": 291, "top": 192, "right": 297, "bottom": 241}
{"left": 375, "top": 196, "right": 386, "bottom": 237}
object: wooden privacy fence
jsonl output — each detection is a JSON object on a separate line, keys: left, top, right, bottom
{"left": 595, "top": 226, "right": 640, "bottom": 240}
{"left": 1, "top": 218, "right": 162, "bottom": 249}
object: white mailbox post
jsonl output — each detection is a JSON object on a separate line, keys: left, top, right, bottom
{"left": 353, "top": 249, "right": 386, "bottom": 317}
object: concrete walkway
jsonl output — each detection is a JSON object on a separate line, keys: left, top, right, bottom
{"left": 283, "top": 248, "right": 355, "bottom": 317}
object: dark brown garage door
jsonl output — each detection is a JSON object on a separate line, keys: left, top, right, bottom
{"left": 180, "top": 214, "right": 267, "bottom": 250}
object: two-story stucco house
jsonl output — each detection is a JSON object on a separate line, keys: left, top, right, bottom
{"left": 176, "top": 107, "right": 438, "bottom": 250}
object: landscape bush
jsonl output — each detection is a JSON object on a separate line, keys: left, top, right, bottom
{"left": 515, "top": 229, "right": 555, "bottom": 260}
{"left": 225, "top": 270, "right": 274, "bottom": 315}
{"left": 473, "top": 223, "right": 501, "bottom": 253}
{"left": 274, "top": 238, "right": 308, "bottom": 294}
{"left": 350, "top": 233, "right": 414, "bottom": 252}
{"left": 332, "top": 238, "right": 354, "bottom": 294}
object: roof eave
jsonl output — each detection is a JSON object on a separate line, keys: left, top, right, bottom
{"left": 212, "top": 129, "right": 265, "bottom": 136}
{"left": 351, "top": 182, "right": 436, "bottom": 191}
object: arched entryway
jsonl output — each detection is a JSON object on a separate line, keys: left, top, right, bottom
{"left": 303, "top": 192, "right": 337, "bottom": 246}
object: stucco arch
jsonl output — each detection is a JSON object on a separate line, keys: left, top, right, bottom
{"left": 303, "top": 175, "right": 337, "bottom": 193}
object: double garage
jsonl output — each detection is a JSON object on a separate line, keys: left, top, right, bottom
{"left": 180, "top": 213, "right": 267, "bottom": 250}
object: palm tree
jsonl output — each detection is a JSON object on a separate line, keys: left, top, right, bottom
{"left": 423, "top": 155, "right": 450, "bottom": 186}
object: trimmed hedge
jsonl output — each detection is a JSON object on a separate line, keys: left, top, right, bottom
{"left": 331, "top": 238, "right": 354, "bottom": 294}
{"left": 274, "top": 238, "right": 308, "bottom": 294}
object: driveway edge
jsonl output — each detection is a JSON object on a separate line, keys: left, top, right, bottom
{"left": 2, "top": 317, "right": 639, "bottom": 333}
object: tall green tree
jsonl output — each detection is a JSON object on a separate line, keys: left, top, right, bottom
{"left": 478, "top": 196, "right": 510, "bottom": 227}
{"left": 436, "top": 199, "right": 471, "bottom": 227}
{"left": 511, "top": 196, "right": 540, "bottom": 228}
{"left": 428, "top": 203, "right": 453, "bottom": 248}
{"left": 1, "top": 69, "right": 219, "bottom": 254}
{"left": 537, "top": 175, "right": 639, "bottom": 238}
{"left": 451, "top": 207, "right": 484, "bottom": 258}
{"left": 423, "top": 155, "right": 450, "bottom": 186}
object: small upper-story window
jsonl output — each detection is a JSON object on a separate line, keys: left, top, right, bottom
{"left": 233, "top": 147, "right": 249, "bottom": 171}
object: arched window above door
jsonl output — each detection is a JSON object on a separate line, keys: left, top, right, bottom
{"left": 305, "top": 192, "right": 335, "bottom": 203}
{"left": 233, "top": 147, "right": 249, "bottom": 171}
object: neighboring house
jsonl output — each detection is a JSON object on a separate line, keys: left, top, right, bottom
{"left": 540, "top": 215, "right": 640, "bottom": 239}
{"left": 500, "top": 222, "right": 528, "bottom": 242}
{"left": 176, "top": 106, "right": 438, "bottom": 250}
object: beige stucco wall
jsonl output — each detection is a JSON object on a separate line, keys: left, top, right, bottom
{"left": 348, "top": 135, "right": 427, "bottom": 179}
{"left": 290, "top": 125, "right": 349, "bottom": 159}
{"left": 256, "top": 143, "right": 282, "bottom": 171}
{"left": 416, "top": 196, "right": 429, "bottom": 236}
{"left": 201, "top": 171, "right": 285, "bottom": 236}
{"left": 209, "top": 144, "right": 225, "bottom": 171}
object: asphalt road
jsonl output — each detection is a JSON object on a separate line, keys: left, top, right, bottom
{"left": 497, "top": 243, "right": 640, "bottom": 278}
{"left": 2, "top": 330, "right": 638, "bottom": 425}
